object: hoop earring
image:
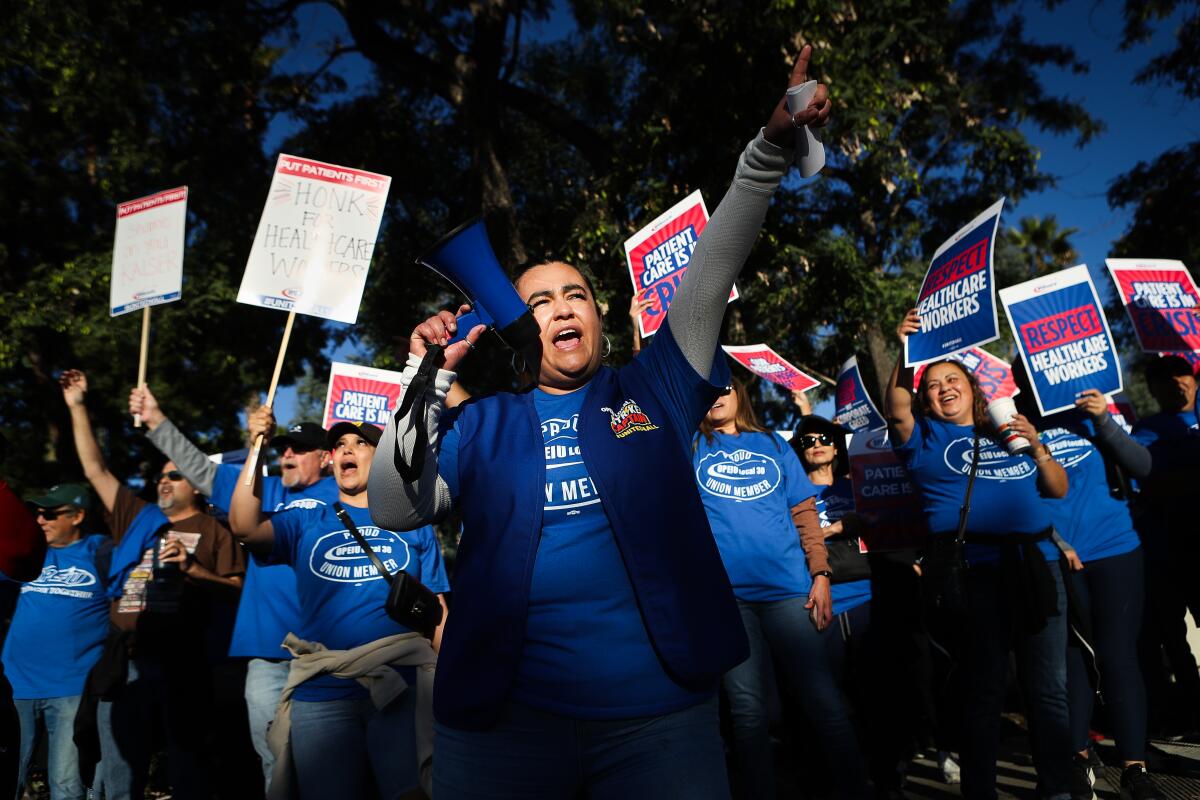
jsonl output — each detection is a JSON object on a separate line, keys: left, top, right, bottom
{"left": 511, "top": 353, "right": 527, "bottom": 376}
{"left": 601, "top": 334, "right": 612, "bottom": 360}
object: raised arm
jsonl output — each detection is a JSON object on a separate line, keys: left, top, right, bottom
{"left": 61, "top": 370, "right": 120, "bottom": 513}
{"left": 1074, "top": 389, "right": 1152, "bottom": 479}
{"left": 885, "top": 310, "right": 920, "bottom": 444}
{"left": 131, "top": 384, "right": 219, "bottom": 496}
{"left": 228, "top": 449, "right": 274, "bottom": 555}
{"left": 667, "top": 45, "right": 830, "bottom": 376}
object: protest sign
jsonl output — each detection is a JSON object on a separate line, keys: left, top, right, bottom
{"left": 625, "top": 191, "right": 736, "bottom": 337}
{"left": 913, "top": 347, "right": 1018, "bottom": 401}
{"left": 847, "top": 430, "right": 928, "bottom": 551}
{"left": 1167, "top": 350, "right": 1200, "bottom": 371}
{"left": 110, "top": 187, "right": 188, "bottom": 316}
{"left": 237, "top": 154, "right": 391, "bottom": 325}
{"left": 1107, "top": 393, "right": 1138, "bottom": 434}
{"left": 323, "top": 362, "right": 405, "bottom": 430}
{"left": 834, "top": 356, "right": 887, "bottom": 433}
{"left": 1105, "top": 259, "right": 1200, "bottom": 353}
{"left": 722, "top": 344, "right": 819, "bottom": 392}
{"left": 905, "top": 198, "right": 1004, "bottom": 366}
{"left": 1001, "top": 265, "right": 1122, "bottom": 416}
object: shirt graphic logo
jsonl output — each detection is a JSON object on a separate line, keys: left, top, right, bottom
{"left": 696, "top": 448, "right": 781, "bottom": 502}
{"left": 541, "top": 413, "right": 601, "bottom": 515}
{"left": 308, "top": 528, "right": 411, "bottom": 584}
{"left": 943, "top": 437, "right": 1036, "bottom": 481}
{"left": 1042, "top": 428, "right": 1094, "bottom": 470}
{"left": 279, "top": 497, "right": 326, "bottom": 511}
{"left": 25, "top": 565, "right": 100, "bottom": 599}
{"left": 600, "top": 399, "right": 659, "bottom": 439}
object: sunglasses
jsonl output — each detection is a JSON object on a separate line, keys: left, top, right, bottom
{"left": 37, "top": 506, "right": 77, "bottom": 521}
{"left": 799, "top": 433, "right": 835, "bottom": 450}
{"left": 154, "top": 470, "right": 184, "bottom": 483}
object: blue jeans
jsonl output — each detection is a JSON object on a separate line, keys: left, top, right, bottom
{"left": 722, "top": 597, "right": 869, "bottom": 800}
{"left": 961, "top": 561, "right": 1072, "bottom": 800}
{"left": 15, "top": 695, "right": 84, "bottom": 800}
{"left": 245, "top": 658, "right": 289, "bottom": 789}
{"left": 289, "top": 689, "right": 418, "bottom": 799}
{"left": 434, "top": 696, "right": 729, "bottom": 799}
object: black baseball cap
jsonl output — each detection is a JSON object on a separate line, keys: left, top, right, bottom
{"left": 326, "top": 421, "right": 382, "bottom": 449}
{"left": 269, "top": 422, "right": 328, "bottom": 452}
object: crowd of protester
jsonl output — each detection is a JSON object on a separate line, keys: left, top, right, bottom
{"left": 3, "top": 44, "right": 1200, "bottom": 800}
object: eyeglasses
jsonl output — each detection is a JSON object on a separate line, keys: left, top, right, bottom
{"left": 37, "top": 507, "right": 77, "bottom": 521}
{"left": 799, "top": 433, "right": 835, "bottom": 450}
{"left": 154, "top": 470, "right": 184, "bottom": 483}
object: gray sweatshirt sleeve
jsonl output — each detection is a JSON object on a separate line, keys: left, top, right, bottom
{"left": 667, "top": 130, "right": 794, "bottom": 376}
{"left": 367, "top": 352, "right": 457, "bottom": 531}
{"left": 1091, "top": 411, "right": 1153, "bottom": 479}
{"left": 145, "top": 418, "right": 219, "bottom": 496}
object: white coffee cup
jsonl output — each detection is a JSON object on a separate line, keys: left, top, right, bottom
{"left": 986, "top": 396, "right": 1032, "bottom": 455}
{"left": 785, "top": 81, "right": 826, "bottom": 178}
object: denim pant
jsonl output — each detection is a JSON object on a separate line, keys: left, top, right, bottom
{"left": 434, "top": 695, "right": 730, "bottom": 799}
{"left": 723, "top": 596, "right": 869, "bottom": 800}
{"left": 1066, "top": 547, "right": 1147, "bottom": 762}
{"left": 289, "top": 688, "right": 418, "bottom": 799}
{"left": 960, "top": 561, "right": 1072, "bottom": 800}
{"left": 15, "top": 695, "right": 84, "bottom": 800}
{"left": 245, "top": 658, "right": 289, "bottom": 789}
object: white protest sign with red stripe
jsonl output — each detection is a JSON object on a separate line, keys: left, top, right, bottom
{"left": 322, "top": 362, "right": 406, "bottom": 430}
{"left": 110, "top": 187, "right": 188, "bottom": 316}
{"left": 1105, "top": 258, "right": 1200, "bottom": 353}
{"left": 238, "top": 155, "right": 391, "bottom": 324}
{"left": 722, "top": 344, "right": 819, "bottom": 392}
{"left": 625, "top": 191, "right": 737, "bottom": 338}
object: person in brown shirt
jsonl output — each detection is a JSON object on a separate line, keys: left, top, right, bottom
{"left": 62, "top": 369, "right": 243, "bottom": 800}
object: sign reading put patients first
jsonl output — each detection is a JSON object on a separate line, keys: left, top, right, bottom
{"left": 905, "top": 198, "right": 1004, "bottom": 366}
{"left": 237, "top": 155, "right": 391, "bottom": 324}
{"left": 110, "top": 187, "right": 188, "bottom": 316}
{"left": 1000, "top": 265, "right": 1122, "bottom": 416}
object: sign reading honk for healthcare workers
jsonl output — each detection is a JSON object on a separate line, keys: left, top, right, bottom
{"left": 237, "top": 155, "right": 391, "bottom": 324}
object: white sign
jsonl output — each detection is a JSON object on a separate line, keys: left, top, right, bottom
{"left": 110, "top": 187, "right": 188, "bottom": 316}
{"left": 237, "top": 155, "right": 391, "bottom": 324}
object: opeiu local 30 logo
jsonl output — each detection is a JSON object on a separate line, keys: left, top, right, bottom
{"left": 600, "top": 399, "right": 659, "bottom": 439}
{"left": 308, "top": 527, "right": 410, "bottom": 584}
{"left": 696, "top": 448, "right": 781, "bottom": 502}
{"left": 943, "top": 437, "right": 1036, "bottom": 480}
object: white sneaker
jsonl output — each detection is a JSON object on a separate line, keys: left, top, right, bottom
{"left": 938, "top": 751, "right": 962, "bottom": 785}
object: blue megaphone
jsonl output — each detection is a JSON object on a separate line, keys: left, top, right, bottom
{"left": 416, "top": 219, "right": 539, "bottom": 352}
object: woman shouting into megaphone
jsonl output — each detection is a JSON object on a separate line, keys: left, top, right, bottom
{"left": 371, "top": 45, "right": 831, "bottom": 799}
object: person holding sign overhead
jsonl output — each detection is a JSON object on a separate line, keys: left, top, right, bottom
{"left": 371, "top": 46, "right": 831, "bottom": 798}
{"left": 885, "top": 309, "right": 1074, "bottom": 800}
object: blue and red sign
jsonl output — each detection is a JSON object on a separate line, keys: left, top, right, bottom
{"left": 835, "top": 356, "right": 887, "bottom": 433}
{"left": 847, "top": 430, "right": 929, "bottom": 551}
{"left": 723, "top": 344, "right": 819, "bottom": 392}
{"left": 905, "top": 199, "right": 1004, "bottom": 366}
{"left": 1001, "top": 265, "right": 1122, "bottom": 416}
{"left": 1105, "top": 259, "right": 1200, "bottom": 353}
{"left": 322, "top": 362, "right": 405, "bottom": 430}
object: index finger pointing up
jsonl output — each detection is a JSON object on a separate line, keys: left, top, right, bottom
{"left": 789, "top": 44, "right": 813, "bottom": 88}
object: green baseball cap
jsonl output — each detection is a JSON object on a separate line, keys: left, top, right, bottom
{"left": 29, "top": 483, "right": 92, "bottom": 511}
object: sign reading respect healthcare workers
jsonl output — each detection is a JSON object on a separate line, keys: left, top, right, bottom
{"left": 905, "top": 198, "right": 1004, "bottom": 366}
{"left": 835, "top": 356, "right": 887, "bottom": 433}
{"left": 848, "top": 430, "right": 928, "bottom": 551}
{"left": 238, "top": 155, "right": 391, "bottom": 324}
{"left": 723, "top": 344, "right": 819, "bottom": 392}
{"left": 625, "top": 191, "right": 737, "bottom": 337}
{"left": 1105, "top": 258, "right": 1200, "bottom": 353}
{"left": 913, "top": 347, "right": 1018, "bottom": 402}
{"left": 322, "top": 362, "right": 405, "bottom": 430}
{"left": 1001, "top": 265, "right": 1122, "bottom": 416}
{"left": 110, "top": 187, "right": 188, "bottom": 316}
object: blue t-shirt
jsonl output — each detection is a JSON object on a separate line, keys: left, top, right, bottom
{"left": 813, "top": 479, "right": 872, "bottom": 615}
{"left": 1041, "top": 419, "right": 1140, "bottom": 564}
{"left": 212, "top": 467, "right": 341, "bottom": 659}
{"left": 1132, "top": 410, "right": 1200, "bottom": 476}
{"left": 437, "top": 325, "right": 722, "bottom": 719}
{"left": 264, "top": 503, "right": 448, "bottom": 701}
{"left": 894, "top": 416, "right": 1057, "bottom": 564}
{"left": 694, "top": 431, "right": 817, "bottom": 602}
{"left": 2, "top": 535, "right": 111, "bottom": 699}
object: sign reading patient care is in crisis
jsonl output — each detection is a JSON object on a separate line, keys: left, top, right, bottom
{"left": 1001, "top": 265, "right": 1122, "bottom": 416}
{"left": 110, "top": 187, "right": 188, "bottom": 316}
{"left": 625, "top": 191, "right": 737, "bottom": 337}
{"left": 723, "top": 344, "right": 819, "bottom": 392}
{"left": 238, "top": 155, "right": 391, "bottom": 324}
{"left": 1105, "top": 258, "right": 1200, "bottom": 353}
{"left": 835, "top": 356, "right": 887, "bottom": 433}
{"left": 322, "top": 362, "right": 405, "bottom": 430}
{"left": 848, "top": 430, "right": 928, "bottom": 551}
{"left": 905, "top": 198, "right": 1004, "bottom": 366}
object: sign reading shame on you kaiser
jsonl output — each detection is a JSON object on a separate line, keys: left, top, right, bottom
{"left": 110, "top": 187, "right": 188, "bottom": 316}
{"left": 237, "top": 155, "right": 391, "bottom": 324}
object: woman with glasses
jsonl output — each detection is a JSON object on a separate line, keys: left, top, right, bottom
{"left": 694, "top": 378, "right": 869, "bottom": 799}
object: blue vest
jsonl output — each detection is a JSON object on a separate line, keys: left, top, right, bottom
{"left": 435, "top": 362, "right": 749, "bottom": 728}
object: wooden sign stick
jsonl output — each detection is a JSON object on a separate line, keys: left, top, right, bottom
{"left": 244, "top": 310, "right": 296, "bottom": 484}
{"left": 133, "top": 306, "right": 151, "bottom": 428}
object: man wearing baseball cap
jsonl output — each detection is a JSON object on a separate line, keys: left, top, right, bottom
{"left": 129, "top": 384, "right": 337, "bottom": 789}
{"left": 2, "top": 483, "right": 111, "bottom": 800}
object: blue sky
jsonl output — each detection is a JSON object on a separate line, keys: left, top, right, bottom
{"left": 263, "top": 0, "right": 1198, "bottom": 426}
